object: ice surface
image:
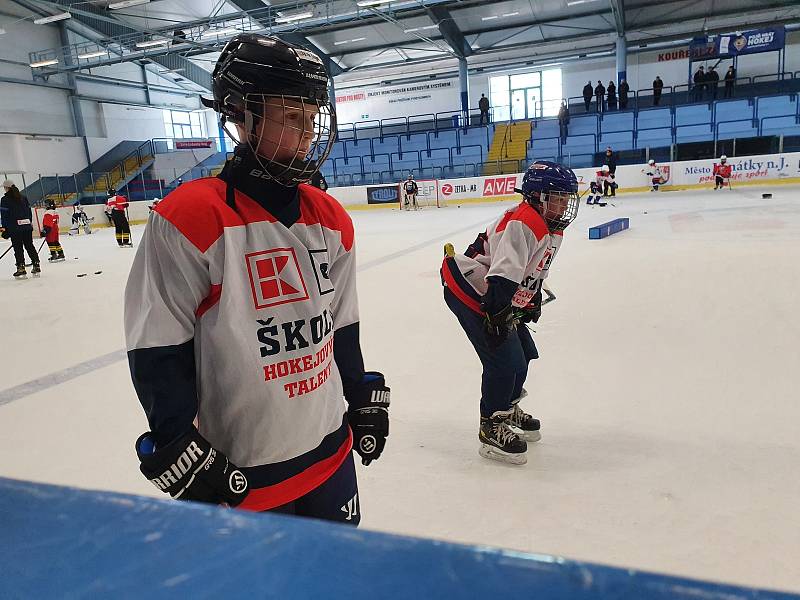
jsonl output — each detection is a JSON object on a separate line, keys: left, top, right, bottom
{"left": 1, "top": 185, "right": 798, "bottom": 592}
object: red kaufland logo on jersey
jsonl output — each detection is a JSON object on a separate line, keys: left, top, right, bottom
{"left": 483, "top": 176, "right": 517, "bottom": 196}
{"left": 246, "top": 248, "right": 309, "bottom": 309}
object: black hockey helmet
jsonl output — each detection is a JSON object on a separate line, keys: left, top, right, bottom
{"left": 201, "top": 33, "right": 336, "bottom": 186}
{"left": 45, "top": 199, "right": 56, "bottom": 210}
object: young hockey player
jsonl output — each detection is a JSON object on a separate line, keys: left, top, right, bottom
{"left": 586, "top": 165, "right": 611, "bottom": 206}
{"left": 1, "top": 180, "right": 40, "bottom": 278}
{"left": 713, "top": 155, "right": 732, "bottom": 189}
{"left": 643, "top": 159, "right": 664, "bottom": 191}
{"left": 441, "top": 160, "right": 579, "bottom": 465}
{"left": 125, "top": 34, "right": 390, "bottom": 525}
{"left": 106, "top": 189, "right": 132, "bottom": 247}
{"left": 402, "top": 174, "right": 419, "bottom": 210}
{"left": 69, "top": 204, "right": 93, "bottom": 235}
{"left": 40, "top": 200, "right": 65, "bottom": 262}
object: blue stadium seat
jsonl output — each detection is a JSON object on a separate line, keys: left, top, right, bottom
{"left": 675, "top": 124, "right": 713, "bottom": 143}
{"left": 714, "top": 99, "right": 753, "bottom": 123}
{"left": 601, "top": 112, "right": 634, "bottom": 133}
{"left": 676, "top": 105, "right": 711, "bottom": 126}
{"left": 363, "top": 153, "right": 390, "bottom": 172}
{"left": 637, "top": 107, "right": 671, "bottom": 129}
{"left": 429, "top": 130, "right": 458, "bottom": 149}
{"left": 344, "top": 139, "right": 372, "bottom": 158}
{"left": 459, "top": 127, "right": 490, "bottom": 150}
{"left": 425, "top": 147, "right": 452, "bottom": 166}
{"left": 635, "top": 128, "right": 672, "bottom": 149}
{"left": 716, "top": 120, "right": 757, "bottom": 139}
{"left": 760, "top": 115, "right": 800, "bottom": 136}
{"left": 391, "top": 151, "right": 422, "bottom": 173}
{"left": 569, "top": 114, "right": 598, "bottom": 135}
{"left": 600, "top": 131, "right": 634, "bottom": 150}
{"left": 756, "top": 95, "right": 797, "bottom": 118}
{"left": 372, "top": 135, "right": 399, "bottom": 155}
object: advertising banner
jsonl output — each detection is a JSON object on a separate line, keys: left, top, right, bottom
{"left": 718, "top": 26, "right": 785, "bottom": 56}
{"left": 366, "top": 184, "right": 399, "bottom": 204}
{"left": 175, "top": 140, "right": 214, "bottom": 149}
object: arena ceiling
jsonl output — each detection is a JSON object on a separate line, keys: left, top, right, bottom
{"left": 9, "top": 0, "right": 800, "bottom": 91}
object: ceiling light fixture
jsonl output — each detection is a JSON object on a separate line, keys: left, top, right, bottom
{"left": 481, "top": 15, "right": 499, "bottom": 21}
{"left": 199, "top": 27, "right": 239, "bottom": 39}
{"left": 275, "top": 11, "right": 314, "bottom": 23}
{"left": 135, "top": 38, "right": 170, "bottom": 48}
{"left": 77, "top": 50, "right": 107, "bottom": 59}
{"left": 33, "top": 12, "right": 71, "bottom": 25}
{"left": 356, "top": 0, "right": 392, "bottom": 7}
{"left": 502, "top": 12, "right": 520, "bottom": 17}
{"left": 566, "top": 0, "right": 601, "bottom": 5}
{"left": 334, "top": 37, "right": 366, "bottom": 45}
{"left": 108, "top": 0, "right": 150, "bottom": 8}
{"left": 30, "top": 58, "right": 59, "bottom": 68}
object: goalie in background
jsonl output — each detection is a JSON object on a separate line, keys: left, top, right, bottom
{"left": 713, "top": 155, "right": 732, "bottom": 190}
{"left": 402, "top": 174, "right": 419, "bottom": 210}
{"left": 68, "top": 204, "right": 93, "bottom": 236}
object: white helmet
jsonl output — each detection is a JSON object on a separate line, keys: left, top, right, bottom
{"left": 648, "top": 159, "right": 655, "bottom": 165}
{"left": 601, "top": 165, "right": 610, "bottom": 173}
{"left": 720, "top": 155, "right": 727, "bottom": 162}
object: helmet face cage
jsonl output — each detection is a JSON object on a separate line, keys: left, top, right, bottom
{"left": 520, "top": 161, "right": 579, "bottom": 231}
{"left": 221, "top": 92, "right": 335, "bottom": 186}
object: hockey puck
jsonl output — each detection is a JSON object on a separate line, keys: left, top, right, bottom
{"left": 643, "top": 211, "right": 648, "bottom": 214}
{"left": 77, "top": 273, "right": 87, "bottom": 277}
{"left": 762, "top": 193, "right": 772, "bottom": 199}
{"left": 94, "top": 271, "right": 103, "bottom": 275}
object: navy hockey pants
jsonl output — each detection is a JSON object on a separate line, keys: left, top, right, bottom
{"left": 444, "top": 288, "right": 538, "bottom": 417}
{"left": 267, "top": 452, "right": 360, "bottom": 526}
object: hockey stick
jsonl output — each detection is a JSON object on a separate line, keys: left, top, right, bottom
{"left": 541, "top": 283, "right": 556, "bottom": 306}
{"left": 0, "top": 244, "right": 12, "bottom": 261}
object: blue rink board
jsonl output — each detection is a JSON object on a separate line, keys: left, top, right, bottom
{"left": 0, "top": 477, "right": 796, "bottom": 600}
{"left": 590, "top": 217, "right": 630, "bottom": 239}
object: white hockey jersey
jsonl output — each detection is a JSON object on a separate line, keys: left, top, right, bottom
{"left": 441, "top": 201, "right": 562, "bottom": 313}
{"left": 124, "top": 177, "right": 358, "bottom": 511}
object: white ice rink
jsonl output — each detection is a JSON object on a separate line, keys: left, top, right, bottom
{"left": 1, "top": 185, "right": 799, "bottom": 593}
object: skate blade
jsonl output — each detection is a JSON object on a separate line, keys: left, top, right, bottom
{"left": 479, "top": 444, "right": 527, "bottom": 465}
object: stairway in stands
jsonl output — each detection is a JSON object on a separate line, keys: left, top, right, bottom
{"left": 483, "top": 121, "right": 531, "bottom": 175}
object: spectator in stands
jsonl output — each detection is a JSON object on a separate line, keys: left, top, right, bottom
{"left": 724, "top": 66, "right": 736, "bottom": 99}
{"left": 478, "top": 93, "right": 490, "bottom": 126}
{"left": 653, "top": 75, "right": 664, "bottom": 106}
{"left": 707, "top": 66, "right": 720, "bottom": 100}
{"left": 558, "top": 101, "right": 570, "bottom": 142}
{"left": 618, "top": 79, "right": 629, "bottom": 110}
{"left": 693, "top": 66, "right": 706, "bottom": 102}
{"left": 582, "top": 81, "right": 593, "bottom": 112}
{"left": 594, "top": 80, "right": 606, "bottom": 113}
{"left": 607, "top": 80, "right": 617, "bottom": 111}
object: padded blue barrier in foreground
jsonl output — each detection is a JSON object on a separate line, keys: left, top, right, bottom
{"left": 589, "top": 217, "right": 630, "bottom": 239}
{"left": 0, "top": 477, "right": 796, "bottom": 599}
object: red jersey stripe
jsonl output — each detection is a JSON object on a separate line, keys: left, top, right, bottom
{"left": 298, "top": 184, "right": 354, "bottom": 251}
{"left": 494, "top": 202, "right": 549, "bottom": 241}
{"left": 195, "top": 284, "right": 222, "bottom": 318}
{"left": 237, "top": 429, "right": 353, "bottom": 512}
{"left": 441, "top": 258, "right": 484, "bottom": 315}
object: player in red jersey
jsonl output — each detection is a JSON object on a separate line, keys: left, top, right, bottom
{"left": 106, "top": 189, "right": 132, "bottom": 247}
{"left": 713, "top": 155, "right": 732, "bottom": 190}
{"left": 40, "top": 200, "right": 65, "bottom": 261}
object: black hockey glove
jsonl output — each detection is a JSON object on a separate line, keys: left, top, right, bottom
{"left": 347, "top": 372, "right": 390, "bottom": 466}
{"left": 1, "top": 230, "right": 8, "bottom": 240}
{"left": 483, "top": 304, "right": 516, "bottom": 349}
{"left": 136, "top": 428, "right": 249, "bottom": 507}
{"left": 517, "top": 290, "right": 542, "bottom": 324}
{"left": 40, "top": 226, "right": 50, "bottom": 238}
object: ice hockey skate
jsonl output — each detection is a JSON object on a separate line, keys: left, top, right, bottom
{"left": 12, "top": 265, "right": 27, "bottom": 279}
{"left": 506, "top": 389, "right": 541, "bottom": 442}
{"left": 479, "top": 411, "right": 528, "bottom": 465}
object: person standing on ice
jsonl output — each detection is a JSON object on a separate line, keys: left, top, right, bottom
{"left": 106, "top": 189, "right": 132, "bottom": 247}
{"left": 713, "top": 155, "right": 732, "bottom": 190}
{"left": 40, "top": 200, "right": 65, "bottom": 262}
{"left": 440, "top": 161, "right": 579, "bottom": 465}
{"left": 1, "top": 180, "right": 40, "bottom": 278}
{"left": 124, "top": 34, "right": 390, "bottom": 524}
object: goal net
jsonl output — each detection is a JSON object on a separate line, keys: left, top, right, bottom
{"left": 398, "top": 179, "right": 444, "bottom": 210}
